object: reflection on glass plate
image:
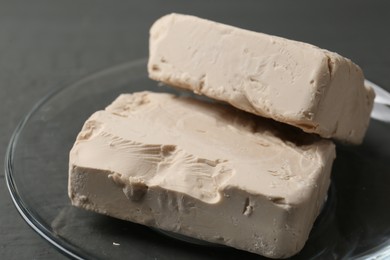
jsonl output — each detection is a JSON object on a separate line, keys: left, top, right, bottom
{"left": 5, "top": 59, "right": 390, "bottom": 259}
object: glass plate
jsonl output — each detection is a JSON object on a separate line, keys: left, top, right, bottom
{"left": 5, "top": 59, "right": 390, "bottom": 259}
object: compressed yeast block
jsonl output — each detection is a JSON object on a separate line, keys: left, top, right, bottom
{"left": 148, "top": 13, "right": 375, "bottom": 144}
{"left": 68, "top": 91, "right": 335, "bottom": 258}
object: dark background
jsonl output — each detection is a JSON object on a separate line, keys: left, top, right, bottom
{"left": 1, "top": 0, "right": 389, "bottom": 259}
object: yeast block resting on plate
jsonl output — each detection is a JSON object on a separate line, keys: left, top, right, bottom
{"left": 69, "top": 92, "right": 335, "bottom": 258}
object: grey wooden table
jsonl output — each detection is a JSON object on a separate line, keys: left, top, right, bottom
{"left": 1, "top": 1, "right": 389, "bottom": 259}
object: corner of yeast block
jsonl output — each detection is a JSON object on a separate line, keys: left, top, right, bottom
{"left": 76, "top": 118, "right": 103, "bottom": 141}
{"left": 68, "top": 166, "right": 91, "bottom": 207}
{"left": 150, "top": 13, "right": 177, "bottom": 41}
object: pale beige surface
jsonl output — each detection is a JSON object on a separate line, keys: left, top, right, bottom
{"left": 148, "top": 13, "right": 375, "bottom": 144}
{"left": 69, "top": 92, "right": 335, "bottom": 258}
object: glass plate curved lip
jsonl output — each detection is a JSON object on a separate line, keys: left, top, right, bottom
{"left": 4, "top": 58, "right": 390, "bottom": 260}
{"left": 5, "top": 58, "right": 148, "bottom": 259}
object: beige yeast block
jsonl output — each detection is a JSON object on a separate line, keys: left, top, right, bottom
{"left": 148, "top": 13, "right": 375, "bottom": 144}
{"left": 69, "top": 91, "right": 336, "bottom": 258}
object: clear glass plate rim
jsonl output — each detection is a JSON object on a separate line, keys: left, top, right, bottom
{"left": 4, "top": 83, "right": 86, "bottom": 260}
{"left": 4, "top": 58, "right": 147, "bottom": 260}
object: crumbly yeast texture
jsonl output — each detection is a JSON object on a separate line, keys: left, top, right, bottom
{"left": 148, "top": 13, "right": 375, "bottom": 144}
{"left": 69, "top": 92, "right": 336, "bottom": 258}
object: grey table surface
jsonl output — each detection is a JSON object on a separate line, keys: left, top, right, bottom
{"left": 1, "top": 0, "right": 389, "bottom": 259}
